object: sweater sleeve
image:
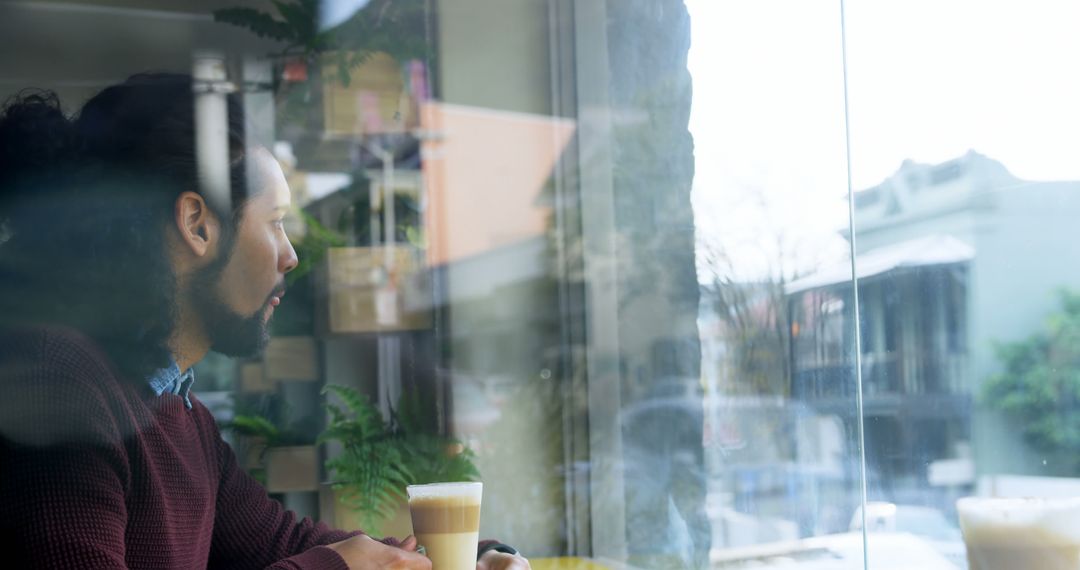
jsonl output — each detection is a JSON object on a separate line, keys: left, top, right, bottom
{"left": 203, "top": 410, "right": 360, "bottom": 570}
{"left": 0, "top": 335, "right": 133, "bottom": 569}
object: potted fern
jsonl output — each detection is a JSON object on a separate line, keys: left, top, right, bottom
{"left": 319, "top": 384, "right": 479, "bottom": 535}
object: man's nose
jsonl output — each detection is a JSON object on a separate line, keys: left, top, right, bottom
{"left": 281, "top": 239, "right": 299, "bottom": 274}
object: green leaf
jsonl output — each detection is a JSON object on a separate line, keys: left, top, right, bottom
{"left": 226, "top": 414, "right": 281, "bottom": 441}
{"left": 986, "top": 288, "right": 1080, "bottom": 470}
{"left": 213, "top": 8, "right": 294, "bottom": 42}
{"left": 287, "top": 212, "right": 346, "bottom": 285}
{"left": 272, "top": 0, "right": 309, "bottom": 31}
{"left": 337, "top": 56, "right": 352, "bottom": 88}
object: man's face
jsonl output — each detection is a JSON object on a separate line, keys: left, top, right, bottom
{"left": 190, "top": 148, "right": 298, "bottom": 357}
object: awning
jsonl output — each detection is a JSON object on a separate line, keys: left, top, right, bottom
{"left": 785, "top": 234, "right": 974, "bottom": 294}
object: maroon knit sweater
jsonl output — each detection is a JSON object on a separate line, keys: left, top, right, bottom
{"left": 0, "top": 327, "right": 359, "bottom": 569}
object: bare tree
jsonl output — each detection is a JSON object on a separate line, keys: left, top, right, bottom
{"left": 698, "top": 185, "right": 840, "bottom": 397}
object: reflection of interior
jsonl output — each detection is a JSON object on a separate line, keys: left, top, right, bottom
{"left": 0, "top": 0, "right": 583, "bottom": 557}
{"left": 0, "top": 0, "right": 277, "bottom": 110}
{"left": 2, "top": 0, "right": 565, "bottom": 548}
{"left": 1, "top": 0, "right": 703, "bottom": 564}
{"left": 420, "top": 102, "right": 575, "bottom": 267}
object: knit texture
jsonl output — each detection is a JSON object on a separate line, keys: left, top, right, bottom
{"left": 0, "top": 327, "right": 356, "bottom": 569}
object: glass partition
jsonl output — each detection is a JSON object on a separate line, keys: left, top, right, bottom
{"left": 840, "top": 2, "right": 1080, "bottom": 569}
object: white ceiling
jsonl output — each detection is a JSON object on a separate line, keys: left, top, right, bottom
{"left": 0, "top": 0, "right": 281, "bottom": 108}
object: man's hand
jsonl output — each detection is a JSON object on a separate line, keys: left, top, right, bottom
{"left": 325, "top": 534, "right": 432, "bottom": 570}
{"left": 477, "top": 550, "right": 531, "bottom": 570}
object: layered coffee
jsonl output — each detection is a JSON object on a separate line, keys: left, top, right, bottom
{"left": 958, "top": 497, "right": 1080, "bottom": 570}
{"left": 408, "top": 482, "right": 483, "bottom": 570}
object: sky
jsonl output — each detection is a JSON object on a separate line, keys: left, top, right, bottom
{"left": 686, "top": 0, "right": 1080, "bottom": 282}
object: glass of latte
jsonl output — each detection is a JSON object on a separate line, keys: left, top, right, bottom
{"left": 957, "top": 497, "right": 1080, "bottom": 570}
{"left": 407, "top": 482, "right": 483, "bottom": 570}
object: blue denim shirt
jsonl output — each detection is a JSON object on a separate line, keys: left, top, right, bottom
{"left": 147, "top": 360, "right": 195, "bottom": 410}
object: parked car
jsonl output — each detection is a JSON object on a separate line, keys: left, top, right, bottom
{"left": 849, "top": 502, "right": 966, "bottom": 567}
{"left": 711, "top": 531, "right": 960, "bottom": 569}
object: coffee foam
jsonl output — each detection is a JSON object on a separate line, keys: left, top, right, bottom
{"left": 958, "top": 497, "right": 1080, "bottom": 538}
{"left": 407, "top": 482, "right": 482, "bottom": 501}
{"left": 408, "top": 483, "right": 482, "bottom": 534}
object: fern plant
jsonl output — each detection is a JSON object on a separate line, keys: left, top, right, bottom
{"left": 393, "top": 388, "right": 479, "bottom": 484}
{"left": 319, "top": 384, "right": 479, "bottom": 533}
{"left": 288, "top": 211, "right": 346, "bottom": 285}
{"left": 227, "top": 413, "right": 280, "bottom": 441}
{"left": 227, "top": 413, "right": 316, "bottom": 446}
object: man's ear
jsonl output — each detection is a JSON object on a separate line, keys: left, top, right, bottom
{"left": 174, "top": 191, "right": 220, "bottom": 258}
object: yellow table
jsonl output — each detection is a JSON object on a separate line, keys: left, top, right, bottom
{"left": 529, "top": 557, "right": 611, "bottom": 570}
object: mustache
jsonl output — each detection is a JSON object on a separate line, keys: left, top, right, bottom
{"left": 266, "top": 282, "right": 287, "bottom": 305}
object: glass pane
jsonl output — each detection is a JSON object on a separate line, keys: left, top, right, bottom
{"left": 690, "top": 1, "right": 868, "bottom": 567}
{"left": 844, "top": 1, "right": 1080, "bottom": 569}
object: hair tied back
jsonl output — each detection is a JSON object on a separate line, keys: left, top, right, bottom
{"left": 0, "top": 90, "right": 79, "bottom": 212}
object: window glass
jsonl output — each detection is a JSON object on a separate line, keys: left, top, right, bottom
{"left": 692, "top": 3, "right": 864, "bottom": 566}
{"left": 842, "top": 2, "right": 1080, "bottom": 569}
{"left": 4, "top": 1, "right": 1078, "bottom": 570}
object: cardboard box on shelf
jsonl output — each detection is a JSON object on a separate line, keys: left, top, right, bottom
{"left": 265, "top": 445, "right": 320, "bottom": 493}
{"left": 322, "top": 51, "right": 417, "bottom": 137}
{"left": 326, "top": 246, "right": 432, "bottom": 333}
{"left": 264, "top": 336, "right": 319, "bottom": 382}
{"left": 239, "top": 362, "right": 276, "bottom": 394}
{"left": 240, "top": 437, "right": 267, "bottom": 471}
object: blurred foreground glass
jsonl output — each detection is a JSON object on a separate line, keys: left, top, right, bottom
{"left": 957, "top": 497, "right": 1080, "bottom": 570}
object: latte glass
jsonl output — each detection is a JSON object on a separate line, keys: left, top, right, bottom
{"left": 407, "top": 482, "right": 483, "bottom": 570}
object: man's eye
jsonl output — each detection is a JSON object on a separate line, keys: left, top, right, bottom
{"left": 272, "top": 219, "right": 286, "bottom": 229}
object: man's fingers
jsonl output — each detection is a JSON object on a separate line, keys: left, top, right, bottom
{"left": 325, "top": 533, "right": 433, "bottom": 569}
{"left": 476, "top": 552, "right": 530, "bottom": 570}
{"left": 391, "top": 547, "right": 432, "bottom": 570}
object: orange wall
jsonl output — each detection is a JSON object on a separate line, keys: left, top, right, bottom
{"left": 420, "top": 102, "right": 576, "bottom": 266}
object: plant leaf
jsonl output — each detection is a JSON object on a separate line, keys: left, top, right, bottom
{"left": 226, "top": 414, "right": 281, "bottom": 441}
{"left": 213, "top": 8, "right": 295, "bottom": 42}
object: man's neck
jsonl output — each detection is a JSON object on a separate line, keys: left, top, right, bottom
{"left": 172, "top": 350, "right": 205, "bottom": 374}
{"left": 170, "top": 299, "right": 209, "bottom": 373}
{"left": 170, "top": 330, "right": 208, "bottom": 371}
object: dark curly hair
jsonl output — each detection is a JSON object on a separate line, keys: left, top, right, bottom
{"left": 0, "top": 73, "right": 255, "bottom": 380}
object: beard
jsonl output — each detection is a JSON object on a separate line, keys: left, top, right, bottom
{"left": 188, "top": 253, "right": 281, "bottom": 358}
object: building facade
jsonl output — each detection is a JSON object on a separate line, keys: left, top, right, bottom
{"left": 788, "top": 150, "right": 1080, "bottom": 506}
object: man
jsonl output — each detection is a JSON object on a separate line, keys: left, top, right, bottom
{"left": 0, "top": 74, "right": 527, "bottom": 570}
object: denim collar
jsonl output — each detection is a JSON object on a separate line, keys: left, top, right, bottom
{"left": 147, "top": 360, "right": 195, "bottom": 410}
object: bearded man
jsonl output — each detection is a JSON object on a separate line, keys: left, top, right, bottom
{"left": 0, "top": 74, "right": 526, "bottom": 570}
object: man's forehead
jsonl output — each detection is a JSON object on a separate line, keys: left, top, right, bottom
{"left": 249, "top": 148, "right": 291, "bottom": 209}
